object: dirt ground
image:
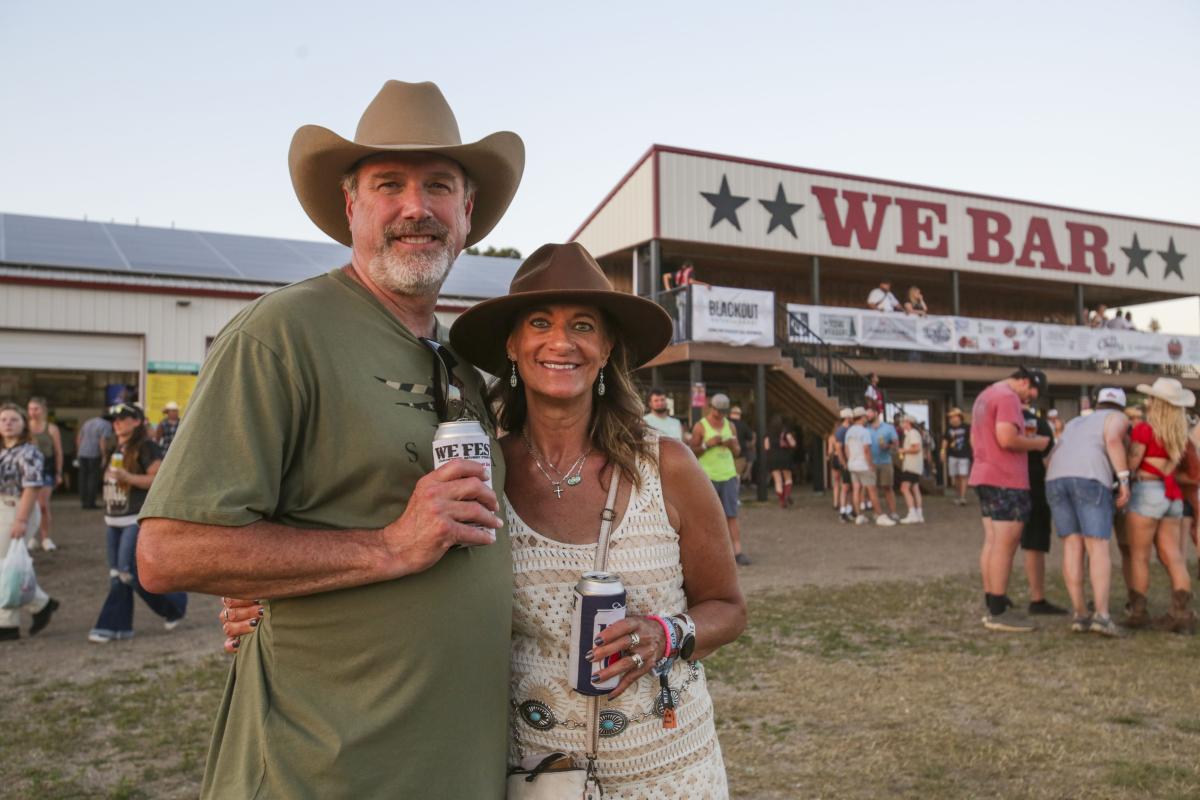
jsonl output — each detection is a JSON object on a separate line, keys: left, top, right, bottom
{"left": 0, "top": 486, "right": 1066, "bottom": 686}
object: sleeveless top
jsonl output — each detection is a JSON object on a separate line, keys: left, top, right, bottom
{"left": 1045, "top": 409, "right": 1119, "bottom": 486}
{"left": 32, "top": 428, "right": 55, "bottom": 462}
{"left": 507, "top": 437, "right": 729, "bottom": 798}
{"left": 697, "top": 418, "right": 737, "bottom": 482}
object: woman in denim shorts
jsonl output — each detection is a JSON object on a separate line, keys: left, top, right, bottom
{"left": 1124, "top": 378, "right": 1196, "bottom": 633}
{"left": 1044, "top": 389, "right": 1130, "bottom": 636}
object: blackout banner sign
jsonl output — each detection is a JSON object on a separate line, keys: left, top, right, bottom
{"left": 689, "top": 285, "right": 775, "bottom": 346}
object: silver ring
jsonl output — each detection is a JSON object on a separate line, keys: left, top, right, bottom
{"left": 223, "top": 608, "right": 231, "bottom": 622}
{"left": 628, "top": 632, "right": 641, "bottom": 647}
{"left": 630, "top": 652, "right": 644, "bottom": 670}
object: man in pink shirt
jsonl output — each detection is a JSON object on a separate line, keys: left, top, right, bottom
{"left": 970, "top": 367, "right": 1052, "bottom": 632}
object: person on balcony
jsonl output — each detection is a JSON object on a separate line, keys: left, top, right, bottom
{"left": 866, "top": 280, "right": 901, "bottom": 313}
{"left": 903, "top": 286, "right": 928, "bottom": 317}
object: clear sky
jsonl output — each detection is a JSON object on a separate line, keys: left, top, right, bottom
{"left": 2, "top": 1, "right": 1197, "bottom": 330}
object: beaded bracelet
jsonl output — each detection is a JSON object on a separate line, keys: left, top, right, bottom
{"left": 646, "top": 614, "right": 674, "bottom": 660}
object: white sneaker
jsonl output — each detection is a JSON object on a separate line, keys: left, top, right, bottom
{"left": 900, "top": 512, "right": 920, "bottom": 525}
{"left": 876, "top": 515, "right": 897, "bottom": 527}
{"left": 41, "top": 539, "right": 58, "bottom": 552}
{"left": 88, "top": 631, "right": 113, "bottom": 644}
{"left": 854, "top": 514, "right": 868, "bottom": 525}
{"left": 164, "top": 617, "right": 184, "bottom": 632}
{"left": 917, "top": 508, "right": 925, "bottom": 522}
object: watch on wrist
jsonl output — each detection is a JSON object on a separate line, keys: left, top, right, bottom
{"left": 672, "top": 612, "right": 697, "bottom": 661}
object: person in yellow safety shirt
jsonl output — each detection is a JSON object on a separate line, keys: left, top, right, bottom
{"left": 689, "top": 393, "right": 748, "bottom": 565}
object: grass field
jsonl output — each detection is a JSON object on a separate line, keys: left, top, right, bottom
{"left": 4, "top": 572, "right": 1198, "bottom": 798}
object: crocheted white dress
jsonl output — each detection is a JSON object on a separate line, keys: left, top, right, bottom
{"left": 507, "top": 446, "right": 729, "bottom": 799}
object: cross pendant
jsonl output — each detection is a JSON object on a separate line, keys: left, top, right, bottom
{"left": 552, "top": 483, "right": 563, "bottom": 499}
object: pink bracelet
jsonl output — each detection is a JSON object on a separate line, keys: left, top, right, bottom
{"left": 647, "top": 615, "right": 673, "bottom": 659}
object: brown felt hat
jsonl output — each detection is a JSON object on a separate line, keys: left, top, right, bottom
{"left": 449, "top": 242, "right": 673, "bottom": 376}
{"left": 288, "top": 80, "right": 525, "bottom": 247}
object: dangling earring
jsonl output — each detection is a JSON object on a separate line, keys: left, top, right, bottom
{"left": 509, "top": 360, "right": 519, "bottom": 388}
{"left": 597, "top": 367, "right": 606, "bottom": 396}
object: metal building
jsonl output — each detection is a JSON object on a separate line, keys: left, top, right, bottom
{"left": 571, "top": 145, "right": 1200, "bottom": 492}
{"left": 0, "top": 212, "right": 519, "bottom": 441}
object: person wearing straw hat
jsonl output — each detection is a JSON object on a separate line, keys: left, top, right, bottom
{"left": 138, "top": 80, "right": 525, "bottom": 799}
{"left": 1122, "top": 377, "right": 1196, "bottom": 633}
{"left": 941, "top": 407, "right": 971, "bottom": 506}
{"left": 223, "top": 243, "right": 746, "bottom": 795}
{"left": 153, "top": 401, "right": 182, "bottom": 453}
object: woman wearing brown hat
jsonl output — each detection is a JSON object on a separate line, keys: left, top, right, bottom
{"left": 452, "top": 242, "right": 744, "bottom": 795}
{"left": 1123, "top": 378, "right": 1196, "bottom": 632}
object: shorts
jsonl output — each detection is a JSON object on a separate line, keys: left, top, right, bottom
{"left": 850, "top": 469, "right": 876, "bottom": 487}
{"left": 1022, "top": 491, "right": 1052, "bottom": 552}
{"left": 948, "top": 457, "right": 971, "bottom": 478}
{"left": 874, "top": 463, "right": 894, "bottom": 488}
{"left": 1184, "top": 499, "right": 1195, "bottom": 519}
{"left": 1046, "top": 477, "right": 1114, "bottom": 540}
{"left": 976, "top": 485, "right": 1032, "bottom": 523}
{"left": 35, "top": 464, "right": 55, "bottom": 488}
{"left": 898, "top": 471, "right": 922, "bottom": 485}
{"left": 712, "top": 477, "right": 740, "bottom": 518}
{"left": 1128, "top": 480, "right": 1183, "bottom": 519}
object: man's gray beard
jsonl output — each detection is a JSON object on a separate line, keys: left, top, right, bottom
{"left": 367, "top": 243, "right": 455, "bottom": 296}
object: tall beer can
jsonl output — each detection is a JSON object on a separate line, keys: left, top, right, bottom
{"left": 432, "top": 420, "right": 493, "bottom": 490}
{"left": 568, "top": 571, "right": 627, "bottom": 695}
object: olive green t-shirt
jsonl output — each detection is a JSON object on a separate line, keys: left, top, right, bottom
{"left": 141, "top": 268, "right": 511, "bottom": 800}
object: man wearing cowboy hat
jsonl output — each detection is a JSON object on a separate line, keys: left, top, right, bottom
{"left": 138, "top": 81, "right": 524, "bottom": 799}
{"left": 152, "top": 401, "right": 182, "bottom": 453}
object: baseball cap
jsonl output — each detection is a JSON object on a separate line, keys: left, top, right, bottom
{"left": 839, "top": 408, "right": 853, "bottom": 420}
{"left": 105, "top": 402, "right": 145, "bottom": 422}
{"left": 851, "top": 406, "right": 867, "bottom": 418}
{"left": 1011, "top": 366, "right": 1048, "bottom": 395}
{"left": 710, "top": 393, "right": 730, "bottom": 411}
{"left": 1047, "top": 408, "right": 1059, "bottom": 418}
{"left": 1097, "top": 387, "right": 1128, "bottom": 408}
{"left": 163, "top": 401, "right": 180, "bottom": 412}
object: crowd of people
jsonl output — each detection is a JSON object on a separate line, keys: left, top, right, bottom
{"left": 1, "top": 398, "right": 188, "bottom": 643}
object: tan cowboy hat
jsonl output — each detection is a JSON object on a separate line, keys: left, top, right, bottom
{"left": 1137, "top": 377, "right": 1196, "bottom": 408}
{"left": 288, "top": 80, "right": 525, "bottom": 248}
{"left": 947, "top": 407, "right": 964, "bottom": 418}
{"left": 449, "top": 242, "right": 672, "bottom": 376}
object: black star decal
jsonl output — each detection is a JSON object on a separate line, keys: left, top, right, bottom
{"left": 1122, "top": 233, "right": 1152, "bottom": 277}
{"left": 758, "top": 183, "right": 805, "bottom": 237}
{"left": 700, "top": 175, "right": 749, "bottom": 231}
{"left": 1159, "top": 237, "right": 1186, "bottom": 280}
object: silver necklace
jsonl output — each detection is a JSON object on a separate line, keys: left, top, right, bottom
{"left": 522, "top": 429, "right": 589, "bottom": 499}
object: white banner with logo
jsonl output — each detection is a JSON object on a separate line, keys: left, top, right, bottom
{"left": 785, "top": 303, "right": 1200, "bottom": 365}
{"left": 690, "top": 285, "right": 775, "bottom": 346}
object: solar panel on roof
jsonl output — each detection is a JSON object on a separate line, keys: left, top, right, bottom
{"left": 2, "top": 214, "right": 128, "bottom": 272}
{"left": 0, "top": 212, "right": 521, "bottom": 300}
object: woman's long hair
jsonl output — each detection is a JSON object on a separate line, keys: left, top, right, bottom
{"left": 0, "top": 402, "right": 33, "bottom": 446}
{"left": 120, "top": 419, "right": 152, "bottom": 475}
{"left": 490, "top": 312, "right": 656, "bottom": 491}
{"left": 1147, "top": 397, "right": 1189, "bottom": 464}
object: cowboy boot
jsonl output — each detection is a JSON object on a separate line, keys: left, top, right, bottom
{"left": 1122, "top": 591, "right": 1151, "bottom": 629}
{"left": 1155, "top": 590, "right": 1196, "bottom": 635}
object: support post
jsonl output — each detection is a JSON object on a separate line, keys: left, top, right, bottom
{"left": 649, "top": 239, "right": 662, "bottom": 303}
{"left": 1075, "top": 283, "right": 1086, "bottom": 325}
{"left": 811, "top": 255, "right": 821, "bottom": 305}
{"left": 755, "top": 364, "right": 769, "bottom": 501}
{"left": 952, "top": 269, "right": 964, "bottom": 408}
{"left": 689, "top": 360, "right": 703, "bottom": 428}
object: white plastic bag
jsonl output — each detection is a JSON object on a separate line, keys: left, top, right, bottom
{"left": 0, "top": 538, "right": 37, "bottom": 609}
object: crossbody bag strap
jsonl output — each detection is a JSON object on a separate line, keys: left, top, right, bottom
{"left": 586, "top": 468, "right": 623, "bottom": 781}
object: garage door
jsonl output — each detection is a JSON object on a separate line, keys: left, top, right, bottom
{"left": 0, "top": 330, "right": 143, "bottom": 371}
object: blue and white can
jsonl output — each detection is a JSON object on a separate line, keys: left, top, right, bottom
{"left": 568, "top": 571, "right": 627, "bottom": 695}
